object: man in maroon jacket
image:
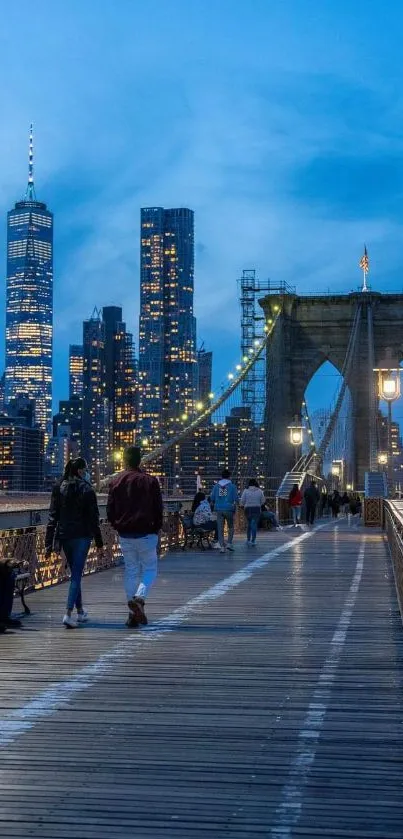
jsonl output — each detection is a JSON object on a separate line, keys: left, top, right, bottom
{"left": 107, "top": 446, "right": 163, "bottom": 627}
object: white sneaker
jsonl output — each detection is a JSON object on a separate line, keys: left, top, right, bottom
{"left": 219, "top": 547, "right": 226, "bottom": 554}
{"left": 246, "top": 539, "right": 251, "bottom": 546}
{"left": 77, "top": 610, "right": 89, "bottom": 623}
{"left": 212, "top": 542, "right": 221, "bottom": 550}
{"left": 63, "top": 614, "right": 77, "bottom": 629}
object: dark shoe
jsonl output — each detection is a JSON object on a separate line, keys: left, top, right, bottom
{"left": 4, "top": 617, "right": 22, "bottom": 628}
{"left": 125, "top": 613, "right": 139, "bottom": 628}
{"left": 128, "top": 596, "right": 148, "bottom": 626}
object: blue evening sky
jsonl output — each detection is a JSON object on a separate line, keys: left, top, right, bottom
{"left": 1, "top": 0, "right": 403, "bottom": 417}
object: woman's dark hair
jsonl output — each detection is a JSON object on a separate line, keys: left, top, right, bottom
{"left": 248, "top": 478, "right": 259, "bottom": 488}
{"left": 63, "top": 457, "right": 87, "bottom": 481}
{"left": 221, "top": 468, "right": 231, "bottom": 479}
{"left": 289, "top": 483, "right": 299, "bottom": 499}
{"left": 191, "top": 491, "right": 206, "bottom": 513}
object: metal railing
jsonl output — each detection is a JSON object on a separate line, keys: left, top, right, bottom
{"left": 0, "top": 510, "right": 182, "bottom": 593}
{"left": 383, "top": 501, "right": 403, "bottom": 624}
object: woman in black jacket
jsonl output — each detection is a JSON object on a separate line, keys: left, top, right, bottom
{"left": 45, "top": 457, "right": 103, "bottom": 628}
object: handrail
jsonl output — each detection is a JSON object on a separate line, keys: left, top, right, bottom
{"left": 383, "top": 500, "right": 403, "bottom": 625}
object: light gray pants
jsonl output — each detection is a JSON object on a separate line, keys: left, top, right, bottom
{"left": 216, "top": 511, "right": 234, "bottom": 547}
{"left": 119, "top": 534, "right": 158, "bottom": 601}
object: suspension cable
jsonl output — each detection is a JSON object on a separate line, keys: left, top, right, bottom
{"left": 316, "top": 303, "right": 362, "bottom": 460}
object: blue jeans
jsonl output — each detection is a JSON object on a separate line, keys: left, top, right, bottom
{"left": 216, "top": 511, "right": 234, "bottom": 547}
{"left": 260, "top": 510, "right": 280, "bottom": 529}
{"left": 62, "top": 538, "right": 92, "bottom": 611}
{"left": 246, "top": 507, "right": 260, "bottom": 543}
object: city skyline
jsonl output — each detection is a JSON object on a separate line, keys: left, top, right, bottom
{"left": 2, "top": 1, "right": 403, "bottom": 420}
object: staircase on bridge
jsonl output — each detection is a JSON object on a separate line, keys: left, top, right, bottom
{"left": 276, "top": 471, "right": 306, "bottom": 498}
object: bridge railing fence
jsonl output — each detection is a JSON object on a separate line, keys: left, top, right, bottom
{"left": 0, "top": 509, "right": 183, "bottom": 593}
{"left": 383, "top": 501, "right": 403, "bottom": 625}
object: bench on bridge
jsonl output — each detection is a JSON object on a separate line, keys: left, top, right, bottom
{"left": 0, "top": 557, "right": 31, "bottom": 616}
{"left": 14, "top": 563, "right": 31, "bottom": 615}
{"left": 179, "top": 514, "right": 215, "bottom": 551}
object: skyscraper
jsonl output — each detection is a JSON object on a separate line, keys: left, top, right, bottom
{"left": 138, "top": 207, "right": 197, "bottom": 444}
{"left": 81, "top": 310, "right": 109, "bottom": 478}
{"left": 197, "top": 347, "right": 213, "bottom": 404}
{"left": 69, "top": 345, "right": 84, "bottom": 398}
{"left": 102, "top": 306, "right": 136, "bottom": 453}
{"left": 5, "top": 126, "right": 53, "bottom": 439}
{"left": 81, "top": 306, "right": 136, "bottom": 477}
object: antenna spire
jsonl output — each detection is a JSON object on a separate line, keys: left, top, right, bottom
{"left": 25, "top": 124, "right": 36, "bottom": 200}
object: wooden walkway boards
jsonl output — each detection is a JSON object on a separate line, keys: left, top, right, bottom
{"left": 0, "top": 521, "right": 402, "bottom": 838}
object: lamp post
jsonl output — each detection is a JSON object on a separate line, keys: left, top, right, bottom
{"left": 374, "top": 367, "right": 401, "bottom": 488}
{"left": 377, "top": 451, "right": 388, "bottom": 468}
{"left": 331, "top": 459, "right": 343, "bottom": 489}
{"left": 288, "top": 422, "right": 304, "bottom": 465}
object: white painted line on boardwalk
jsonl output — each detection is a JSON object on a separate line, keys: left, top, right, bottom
{"left": 0, "top": 523, "right": 333, "bottom": 749}
{"left": 270, "top": 537, "right": 366, "bottom": 839}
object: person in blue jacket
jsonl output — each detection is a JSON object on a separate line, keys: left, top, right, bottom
{"left": 210, "top": 469, "right": 239, "bottom": 553}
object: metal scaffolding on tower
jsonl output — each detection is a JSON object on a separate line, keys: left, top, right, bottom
{"left": 237, "top": 271, "right": 295, "bottom": 423}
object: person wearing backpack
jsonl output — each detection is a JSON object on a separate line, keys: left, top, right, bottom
{"left": 210, "top": 469, "right": 239, "bottom": 553}
{"left": 45, "top": 457, "right": 103, "bottom": 628}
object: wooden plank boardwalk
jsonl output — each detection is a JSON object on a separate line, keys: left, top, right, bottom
{"left": 0, "top": 520, "right": 402, "bottom": 838}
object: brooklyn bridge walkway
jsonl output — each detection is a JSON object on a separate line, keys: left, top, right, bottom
{"left": 1, "top": 521, "right": 403, "bottom": 839}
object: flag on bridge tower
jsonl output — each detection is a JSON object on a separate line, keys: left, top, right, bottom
{"left": 359, "top": 245, "right": 369, "bottom": 292}
{"left": 359, "top": 245, "right": 369, "bottom": 274}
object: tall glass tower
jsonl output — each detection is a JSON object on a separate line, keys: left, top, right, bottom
{"left": 5, "top": 126, "right": 53, "bottom": 440}
{"left": 139, "top": 207, "right": 197, "bottom": 444}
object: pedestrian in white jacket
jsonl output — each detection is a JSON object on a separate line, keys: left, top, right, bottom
{"left": 240, "top": 479, "right": 265, "bottom": 546}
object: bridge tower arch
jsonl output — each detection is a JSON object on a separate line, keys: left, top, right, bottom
{"left": 260, "top": 291, "right": 403, "bottom": 489}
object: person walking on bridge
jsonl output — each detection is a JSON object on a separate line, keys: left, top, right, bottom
{"left": 45, "top": 457, "right": 104, "bottom": 628}
{"left": 210, "top": 469, "right": 238, "bottom": 553}
{"left": 304, "top": 480, "right": 320, "bottom": 526}
{"left": 107, "top": 446, "right": 163, "bottom": 627}
{"left": 240, "top": 479, "right": 265, "bottom": 546}
{"left": 289, "top": 484, "right": 303, "bottom": 526}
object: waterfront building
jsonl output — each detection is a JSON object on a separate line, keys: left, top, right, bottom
{"left": 197, "top": 347, "right": 213, "bottom": 405}
{"left": 0, "top": 395, "right": 44, "bottom": 491}
{"left": 69, "top": 345, "right": 84, "bottom": 398}
{"left": 138, "top": 207, "right": 197, "bottom": 444}
{"left": 81, "top": 310, "right": 109, "bottom": 479}
{"left": 5, "top": 127, "right": 53, "bottom": 440}
{"left": 102, "top": 306, "right": 136, "bottom": 456}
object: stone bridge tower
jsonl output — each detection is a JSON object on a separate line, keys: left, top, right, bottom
{"left": 260, "top": 291, "right": 403, "bottom": 489}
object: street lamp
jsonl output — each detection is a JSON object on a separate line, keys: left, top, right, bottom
{"left": 331, "top": 459, "right": 344, "bottom": 488}
{"left": 288, "top": 422, "right": 304, "bottom": 465}
{"left": 374, "top": 366, "right": 401, "bottom": 486}
{"left": 289, "top": 427, "right": 303, "bottom": 446}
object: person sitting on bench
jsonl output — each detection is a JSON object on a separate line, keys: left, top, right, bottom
{"left": 192, "top": 492, "right": 220, "bottom": 548}
{"left": 0, "top": 559, "right": 22, "bottom": 631}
